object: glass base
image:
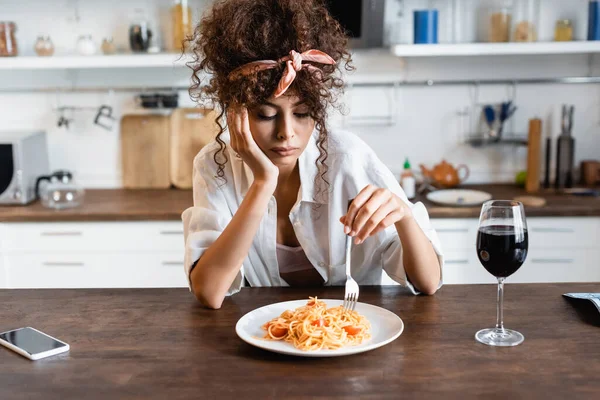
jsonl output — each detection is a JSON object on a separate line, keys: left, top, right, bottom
{"left": 475, "top": 328, "right": 524, "bottom": 347}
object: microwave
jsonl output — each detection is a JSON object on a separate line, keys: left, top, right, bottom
{"left": 0, "top": 131, "right": 50, "bottom": 205}
{"left": 324, "top": 0, "right": 385, "bottom": 48}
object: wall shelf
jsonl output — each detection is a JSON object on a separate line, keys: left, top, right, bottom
{"left": 391, "top": 41, "right": 600, "bottom": 57}
{"left": 0, "top": 53, "right": 191, "bottom": 70}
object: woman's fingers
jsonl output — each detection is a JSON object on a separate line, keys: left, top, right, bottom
{"left": 369, "top": 210, "right": 405, "bottom": 238}
{"left": 355, "top": 201, "right": 396, "bottom": 243}
{"left": 351, "top": 188, "right": 391, "bottom": 237}
{"left": 344, "top": 185, "right": 377, "bottom": 234}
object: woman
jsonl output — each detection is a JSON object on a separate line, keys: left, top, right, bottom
{"left": 182, "top": 0, "right": 443, "bottom": 309}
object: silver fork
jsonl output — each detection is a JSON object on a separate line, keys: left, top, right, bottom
{"left": 342, "top": 234, "right": 359, "bottom": 313}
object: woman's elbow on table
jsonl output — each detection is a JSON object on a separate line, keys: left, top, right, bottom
{"left": 192, "top": 284, "right": 225, "bottom": 310}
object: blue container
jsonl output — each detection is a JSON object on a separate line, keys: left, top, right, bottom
{"left": 414, "top": 9, "right": 438, "bottom": 44}
{"left": 589, "top": 1, "right": 600, "bottom": 40}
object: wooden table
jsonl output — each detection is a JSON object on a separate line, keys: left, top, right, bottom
{"left": 1, "top": 284, "right": 599, "bottom": 399}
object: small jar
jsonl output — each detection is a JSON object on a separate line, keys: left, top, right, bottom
{"left": 555, "top": 20, "right": 573, "bottom": 42}
{"left": 0, "top": 21, "right": 18, "bottom": 57}
{"left": 34, "top": 36, "right": 55, "bottom": 57}
{"left": 101, "top": 37, "right": 117, "bottom": 55}
{"left": 76, "top": 35, "right": 97, "bottom": 56}
{"left": 489, "top": 6, "right": 512, "bottom": 43}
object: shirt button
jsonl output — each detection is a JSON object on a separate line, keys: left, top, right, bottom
{"left": 318, "top": 262, "right": 326, "bottom": 268}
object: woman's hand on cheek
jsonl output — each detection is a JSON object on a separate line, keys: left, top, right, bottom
{"left": 340, "top": 185, "right": 413, "bottom": 245}
{"left": 227, "top": 107, "right": 279, "bottom": 184}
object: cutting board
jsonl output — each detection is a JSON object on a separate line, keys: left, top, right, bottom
{"left": 120, "top": 114, "right": 171, "bottom": 189}
{"left": 169, "top": 107, "right": 220, "bottom": 189}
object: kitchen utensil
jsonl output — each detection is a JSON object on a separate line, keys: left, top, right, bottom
{"left": 169, "top": 108, "right": 219, "bottom": 189}
{"left": 555, "top": 105, "right": 575, "bottom": 189}
{"left": 580, "top": 160, "right": 600, "bottom": 186}
{"left": 497, "top": 101, "right": 517, "bottom": 139}
{"left": 94, "top": 105, "right": 115, "bottom": 130}
{"left": 419, "top": 160, "right": 470, "bottom": 188}
{"left": 483, "top": 105, "right": 496, "bottom": 138}
{"left": 426, "top": 189, "right": 492, "bottom": 207}
{"left": 525, "top": 118, "right": 542, "bottom": 193}
{"left": 543, "top": 136, "right": 551, "bottom": 188}
{"left": 343, "top": 234, "right": 359, "bottom": 313}
{"left": 120, "top": 114, "right": 171, "bottom": 189}
{"left": 35, "top": 170, "right": 85, "bottom": 210}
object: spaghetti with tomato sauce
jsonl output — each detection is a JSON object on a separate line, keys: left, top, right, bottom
{"left": 262, "top": 297, "right": 371, "bottom": 351}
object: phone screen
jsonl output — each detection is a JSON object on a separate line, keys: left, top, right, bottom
{"left": 0, "top": 327, "right": 66, "bottom": 355}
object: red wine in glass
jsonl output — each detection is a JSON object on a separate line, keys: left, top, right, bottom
{"left": 475, "top": 200, "right": 528, "bottom": 347}
{"left": 477, "top": 225, "right": 528, "bottom": 278}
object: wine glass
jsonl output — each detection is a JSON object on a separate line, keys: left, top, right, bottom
{"left": 475, "top": 200, "right": 528, "bottom": 347}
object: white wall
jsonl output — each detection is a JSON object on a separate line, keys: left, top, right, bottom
{"left": 0, "top": 0, "right": 599, "bottom": 187}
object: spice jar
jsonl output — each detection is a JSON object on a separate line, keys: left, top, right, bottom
{"left": 171, "top": 0, "right": 193, "bottom": 52}
{"left": 0, "top": 21, "right": 18, "bottom": 57}
{"left": 489, "top": 6, "right": 512, "bottom": 43}
{"left": 34, "top": 36, "right": 55, "bottom": 57}
{"left": 555, "top": 20, "right": 573, "bottom": 41}
{"left": 101, "top": 37, "right": 117, "bottom": 55}
{"left": 76, "top": 35, "right": 97, "bottom": 56}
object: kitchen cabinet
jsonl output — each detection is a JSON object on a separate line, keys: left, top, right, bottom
{"left": 0, "top": 217, "right": 598, "bottom": 289}
{"left": 432, "top": 217, "right": 600, "bottom": 284}
{"left": 0, "top": 221, "right": 187, "bottom": 289}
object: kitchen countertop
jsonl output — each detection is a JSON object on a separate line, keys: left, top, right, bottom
{"left": 0, "top": 184, "right": 598, "bottom": 222}
{"left": 0, "top": 284, "right": 598, "bottom": 399}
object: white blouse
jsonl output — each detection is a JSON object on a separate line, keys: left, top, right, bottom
{"left": 181, "top": 129, "right": 444, "bottom": 296}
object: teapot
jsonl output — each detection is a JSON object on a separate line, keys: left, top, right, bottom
{"left": 35, "top": 170, "right": 85, "bottom": 209}
{"left": 419, "top": 160, "right": 470, "bottom": 188}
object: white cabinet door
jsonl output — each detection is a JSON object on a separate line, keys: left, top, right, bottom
{"left": 4, "top": 252, "right": 188, "bottom": 289}
{"left": 527, "top": 217, "right": 599, "bottom": 249}
{"left": 1, "top": 221, "right": 185, "bottom": 253}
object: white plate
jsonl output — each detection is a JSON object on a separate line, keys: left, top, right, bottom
{"left": 426, "top": 189, "right": 492, "bottom": 207}
{"left": 235, "top": 299, "right": 404, "bottom": 357}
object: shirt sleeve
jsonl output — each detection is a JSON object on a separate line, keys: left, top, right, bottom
{"left": 362, "top": 151, "right": 444, "bottom": 295}
{"left": 181, "top": 153, "right": 244, "bottom": 296}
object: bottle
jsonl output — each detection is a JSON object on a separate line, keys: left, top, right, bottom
{"left": 555, "top": 105, "right": 575, "bottom": 189}
{"left": 589, "top": 0, "right": 600, "bottom": 41}
{"left": 400, "top": 158, "right": 416, "bottom": 200}
{"left": 172, "top": 0, "right": 193, "bottom": 52}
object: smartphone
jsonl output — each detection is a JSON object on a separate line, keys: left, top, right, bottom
{"left": 0, "top": 327, "right": 70, "bottom": 360}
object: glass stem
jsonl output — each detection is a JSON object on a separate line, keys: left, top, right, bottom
{"left": 496, "top": 277, "right": 505, "bottom": 332}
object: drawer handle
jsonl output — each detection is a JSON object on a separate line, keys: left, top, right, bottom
{"left": 437, "top": 228, "right": 469, "bottom": 233}
{"left": 531, "top": 228, "right": 574, "bottom": 233}
{"left": 162, "top": 261, "right": 184, "bottom": 266}
{"left": 160, "top": 231, "right": 184, "bottom": 235}
{"left": 531, "top": 259, "right": 574, "bottom": 264}
{"left": 445, "top": 259, "right": 469, "bottom": 264}
{"left": 41, "top": 232, "right": 83, "bottom": 236}
{"left": 42, "top": 262, "right": 85, "bottom": 267}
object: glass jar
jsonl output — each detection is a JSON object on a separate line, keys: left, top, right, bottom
{"left": 555, "top": 20, "right": 573, "bottom": 42}
{"left": 34, "top": 36, "right": 55, "bottom": 57}
{"left": 488, "top": 4, "right": 512, "bottom": 43}
{"left": 101, "top": 37, "right": 117, "bottom": 55}
{"left": 76, "top": 35, "right": 97, "bottom": 56}
{"left": 512, "top": 0, "right": 539, "bottom": 42}
{"left": 0, "top": 21, "right": 18, "bottom": 57}
{"left": 171, "top": 0, "right": 193, "bottom": 52}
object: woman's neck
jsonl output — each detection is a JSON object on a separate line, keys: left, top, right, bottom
{"left": 274, "top": 162, "right": 300, "bottom": 200}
